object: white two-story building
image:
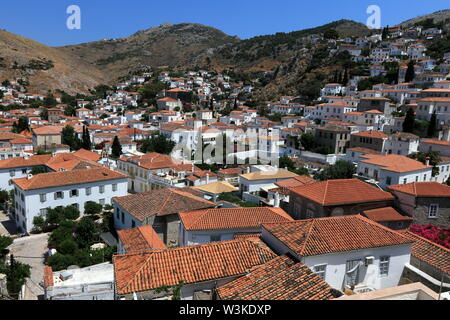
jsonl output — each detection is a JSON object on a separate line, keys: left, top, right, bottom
{"left": 12, "top": 167, "right": 128, "bottom": 233}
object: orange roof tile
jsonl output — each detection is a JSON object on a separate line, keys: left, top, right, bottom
{"left": 263, "top": 215, "right": 413, "bottom": 256}
{"left": 388, "top": 182, "right": 450, "bottom": 197}
{"left": 216, "top": 255, "right": 336, "bottom": 300}
{"left": 113, "top": 239, "right": 276, "bottom": 295}
{"left": 13, "top": 167, "right": 127, "bottom": 191}
{"left": 289, "top": 179, "right": 394, "bottom": 206}
{"left": 112, "top": 188, "right": 214, "bottom": 221}
{"left": 180, "top": 207, "right": 293, "bottom": 231}
{"left": 352, "top": 130, "right": 388, "bottom": 139}
{"left": 360, "top": 154, "right": 431, "bottom": 173}
{"left": 363, "top": 207, "right": 413, "bottom": 222}
{"left": 117, "top": 226, "right": 167, "bottom": 253}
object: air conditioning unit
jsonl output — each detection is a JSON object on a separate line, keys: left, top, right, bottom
{"left": 365, "top": 256, "right": 375, "bottom": 266}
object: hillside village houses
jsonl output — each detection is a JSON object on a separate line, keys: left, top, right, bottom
{"left": 0, "top": 24, "right": 450, "bottom": 301}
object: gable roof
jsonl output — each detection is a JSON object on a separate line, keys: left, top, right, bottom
{"left": 13, "top": 167, "right": 127, "bottom": 191}
{"left": 262, "top": 215, "right": 413, "bottom": 257}
{"left": 388, "top": 182, "right": 450, "bottom": 197}
{"left": 117, "top": 226, "right": 167, "bottom": 253}
{"left": 112, "top": 188, "right": 215, "bottom": 222}
{"left": 362, "top": 207, "right": 413, "bottom": 222}
{"left": 180, "top": 207, "right": 293, "bottom": 231}
{"left": 73, "top": 148, "right": 102, "bottom": 162}
{"left": 0, "top": 154, "right": 52, "bottom": 169}
{"left": 113, "top": 239, "right": 276, "bottom": 295}
{"left": 360, "top": 154, "right": 431, "bottom": 173}
{"left": 216, "top": 255, "right": 336, "bottom": 300}
{"left": 289, "top": 179, "right": 394, "bottom": 206}
{"left": 399, "top": 231, "right": 450, "bottom": 275}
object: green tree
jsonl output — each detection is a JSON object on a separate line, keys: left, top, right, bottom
{"left": 0, "top": 259, "right": 31, "bottom": 297}
{"left": 81, "top": 126, "right": 92, "bottom": 150}
{"left": 427, "top": 110, "right": 437, "bottom": 138}
{"left": 32, "top": 216, "right": 45, "bottom": 232}
{"left": 324, "top": 29, "right": 339, "bottom": 40}
{"left": 12, "top": 117, "right": 29, "bottom": 133}
{"left": 43, "top": 93, "right": 57, "bottom": 107}
{"left": 111, "top": 136, "right": 122, "bottom": 158}
{"left": 382, "top": 26, "right": 389, "bottom": 40}
{"left": 64, "top": 105, "right": 76, "bottom": 117}
{"left": 58, "top": 239, "right": 78, "bottom": 255}
{"left": 63, "top": 206, "right": 80, "bottom": 220}
{"left": 314, "top": 160, "right": 356, "bottom": 181}
{"left": 75, "top": 217, "right": 98, "bottom": 249}
{"left": 61, "top": 125, "right": 81, "bottom": 151}
{"left": 0, "top": 235, "right": 13, "bottom": 253}
{"left": 30, "top": 166, "right": 46, "bottom": 175}
{"left": 300, "top": 133, "right": 316, "bottom": 151}
{"left": 40, "top": 107, "right": 49, "bottom": 121}
{"left": 140, "top": 133, "right": 176, "bottom": 155}
{"left": 402, "top": 108, "right": 416, "bottom": 133}
{"left": 408, "top": 151, "right": 441, "bottom": 177}
{"left": 1, "top": 79, "right": 10, "bottom": 87}
{"left": 405, "top": 60, "right": 416, "bottom": 83}
{"left": 84, "top": 201, "right": 103, "bottom": 216}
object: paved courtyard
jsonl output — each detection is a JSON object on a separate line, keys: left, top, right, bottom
{"left": 8, "top": 233, "right": 49, "bottom": 300}
{"left": 0, "top": 210, "right": 17, "bottom": 237}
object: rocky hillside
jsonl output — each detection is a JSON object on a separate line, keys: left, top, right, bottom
{"left": 0, "top": 30, "right": 107, "bottom": 95}
{"left": 397, "top": 9, "right": 450, "bottom": 27}
{"left": 59, "top": 23, "right": 240, "bottom": 82}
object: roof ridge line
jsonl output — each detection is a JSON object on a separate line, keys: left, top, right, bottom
{"left": 299, "top": 220, "right": 315, "bottom": 256}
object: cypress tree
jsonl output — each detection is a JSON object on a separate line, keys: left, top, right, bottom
{"left": 111, "top": 136, "right": 122, "bottom": 158}
{"left": 405, "top": 60, "right": 416, "bottom": 83}
{"left": 427, "top": 110, "right": 437, "bottom": 138}
{"left": 402, "top": 108, "right": 416, "bottom": 133}
{"left": 342, "top": 69, "right": 349, "bottom": 86}
{"left": 82, "top": 126, "right": 92, "bottom": 150}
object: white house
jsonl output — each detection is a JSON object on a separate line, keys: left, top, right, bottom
{"left": 12, "top": 167, "right": 128, "bottom": 233}
{"left": 261, "top": 215, "right": 413, "bottom": 292}
{"left": 356, "top": 154, "right": 433, "bottom": 189}
{"left": 383, "top": 133, "right": 420, "bottom": 156}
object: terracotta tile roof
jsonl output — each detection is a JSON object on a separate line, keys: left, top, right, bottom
{"left": 112, "top": 187, "right": 215, "bottom": 222}
{"left": 113, "top": 239, "right": 276, "bottom": 295}
{"left": 421, "top": 139, "right": 450, "bottom": 147}
{"left": 388, "top": 182, "right": 450, "bottom": 197}
{"left": 0, "top": 154, "right": 52, "bottom": 169}
{"left": 233, "top": 233, "right": 262, "bottom": 240}
{"left": 120, "top": 152, "right": 179, "bottom": 171}
{"left": 73, "top": 148, "right": 102, "bottom": 162}
{"left": 118, "top": 226, "right": 167, "bottom": 253}
{"left": 262, "top": 215, "right": 413, "bottom": 257}
{"left": 216, "top": 255, "right": 335, "bottom": 300}
{"left": 43, "top": 266, "right": 54, "bottom": 287}
{"left": 13, "top": 167, "right": 127, "bottom": 191}
{"left": 180, "top": 207, "right": 293, "bottom": 231}
{"left": 352, "top": 130, "right": 388, "bottom": 139}
{"left": 362, "top": 207, "right": 413, "bottom": 222}
{"left": 32, "top": 126, "right": 63, "bottom": 135}
{"left": 217, "top": 167, "right": 245, "bottom": 176}
{"left": 360, "top": 154, "right": 431, "bottom": 173}
{"left": 0, "top": 132, "right": 27, "bottom": 141}
{"left": 289, "top": 179, "right": 394, "bottom": 206}
{"left": 400, "top": 231, "right": 450, "bottom": 275}
{"left": 9, "top": 138, "right": 32, "bottom": 144}
{"left": 275, "top": 175, "right": 316, "bottom": 189}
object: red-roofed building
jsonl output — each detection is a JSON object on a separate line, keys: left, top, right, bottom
{"left": 262, "top": 215, "right": 414, "bottom": 291}
{"left": 362, "top": 207, "right": 413, "bottom": 230}
{"left": 388, "top": 182, "right": 450, "bottom": 228}
{"left": 288, "top": 179, "right": 395, "bottom": 220}
{"left": 179, "top": 207, "right": 293, "bottom": 246}
{"left": 117, "top": 225, "right": 167, "bottom": 254}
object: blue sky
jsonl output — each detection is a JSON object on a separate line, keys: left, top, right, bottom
{"left": 0, "top": 0, "right": 449, "bottom": 46}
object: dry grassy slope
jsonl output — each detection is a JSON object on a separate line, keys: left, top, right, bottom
{"left": 0, "top": 30, "right": 107, "bottom": 95}
{"left": 58, "top": 23, "right": 240, "bottom": 81}
{"left": 397, "top": 9, "right": 450, "bottom": 27}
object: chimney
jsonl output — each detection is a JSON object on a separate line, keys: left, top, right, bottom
{"left": 206, "top": 173, "right": 210, "bottom": 184}
{"left": 425, "top": 157, "right": 430, "bottom": 166}
{"left": 274, "top": 192, "right": 281, "bottom": 208}
{"left": 246, "top": 166, "right": 251, "bottom": 174}
{"left": 27, "top": 173, "right": 33, "bottom": 180}
{"left": 192, "top": 163, "right": 195, "bottom": 172}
